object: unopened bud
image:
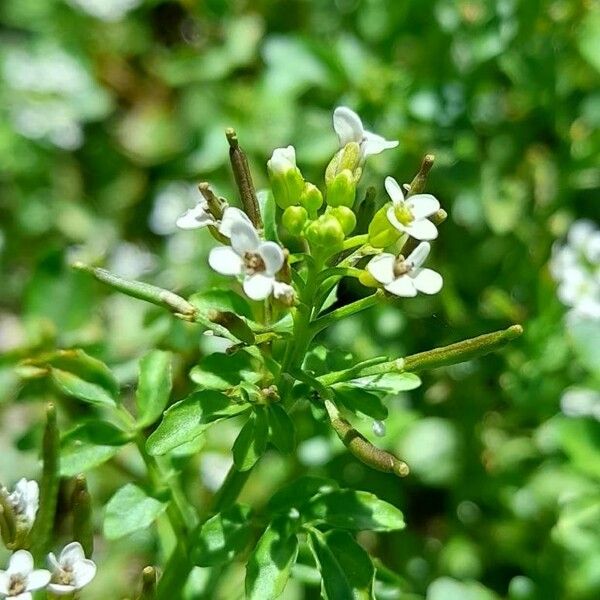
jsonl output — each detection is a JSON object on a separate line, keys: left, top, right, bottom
{"left": 326, "top": 169, "right": 356, "bottom": 208}
{"left": 282, "top": 206, "right": 308, "bottom": 236}
{"left": 299, "top": 182, "right": 323, "bottom": 214}
{"left": 325, "top": 142, "right": 361, "bottom": 185}
{"left": 305, "top": 214, "right": 345, "bottom": 252}
{"left": 267, "top": 146, "right": 305, "bottom": 209}
{"left": 327, "top": 206, "right": 356, "bottom": 236}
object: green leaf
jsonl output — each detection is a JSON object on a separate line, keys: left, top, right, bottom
{"left": 62, "top": 421, "right": 132, "bottom": 446}
{"left": 22, "top": 349, "right": 119, "bottom": 407}
{"left": 258, "top": 190, "right": 280, "bottom": 243}
{"left": 103, "top": 484, "right": 168, "bottom": 540}
{"left": 578, "top": 9, "right": 600, "bottom": 74}
{"left": 147, "top": 390, "right": 249, "bottom": 456}
{"left": 190, "top": 351, "right": 262, "bottom": 390}
{"left": 333, "top": 386, "right": 388, "bottom": 420}
{"left": 136, "top": 350, "right": 172, "bottom": 427}
{"left": 268, "top": 476, "right": 338, "bottom": 514}
{"left": 233, "top": 407, "right": 269, "bottom": 471}
{"left": 348, "top": 372, "right": 421, "bottom": 394}
{"left": 189, "top": 289, "right": 253, "bottom": 319}
{"left": 59, "top": 421, "right": 131, "bottom": 476}
{"left": 558, "top": 417, "right": 600, "bottom": 480}
{"left": 306, "top": 489, "right": 405, "bottom": 531}
{"left": 268, "top": 404, "right": 296, "bottom": 454}
{"left": 246, "top": 519, "right": 298, "bottom": 600}
{"left": 192, "top": 504, "right": 252, "bottom": 567}
{"left": 308, "top": 529, "right": 374, "bottom": 600}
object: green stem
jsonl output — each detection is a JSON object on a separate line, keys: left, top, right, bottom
{"left": 341, "top": 234, "right": 368, "bottom": 251}
{"left": 210, "top": 465, "right": 252, "bottom": 514}
{"left": 311, "top": 291, "right": 384, "bottom": 335}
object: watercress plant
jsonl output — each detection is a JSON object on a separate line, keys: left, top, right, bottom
{"left": 6, "top": 107, "right": 523, "bottom": 599}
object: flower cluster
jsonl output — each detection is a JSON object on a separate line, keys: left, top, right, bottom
{"left": 176, "top": 106, "right": 444, "bottom": 302}
{"left": 0, "top": 479, "right": 97, "bottom": 598}
{"left": 550, "top": 219, "right": 600, "bottom": 321}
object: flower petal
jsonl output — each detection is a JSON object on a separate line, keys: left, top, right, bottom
{"left": 230, "top": 220, "right": 260, "bottom": 255}
{"left": 0, "top": 571, "right": 9, "bottom": 595}
{"left": 59, "top": 542, "right": 85, "bottom": 566}
{"left": 258, "top": 242, "right": 284, "bottom": 275}
{"left": 406, "top": 194, "right": 440, "bottom": 219}
{"left": 386, "top": 205, "right": 408, "bottom": 234}
{"left": 243, "top": 274, "right": 274, "bottom": 301}
{"left": 366, "top": 253, "right": 396, "bottom": 285}
{"left": 12, "top": 593, "right": 32, "bottom": 600}
{"left": 362, "top": 131, "right": 398, "bottom": 157}
{"left": 176, "top": 203, "right": 214, "bottom": 230}
{"left": 219, "top": 207, "right": 251, "bottom": 238}
{"left": 411, "top": 268, "right": 443, "bottom": 295}
{"left": 47, "top": 583, "right": 76, "bottom": 596}
{"left": 404, "top": 218, "right": 438, "bottom": 241}
{"left": 406, "top": 242, "right": 431, "bottom": 269}
{"left": 208, "top": 247, "right": 243, "bottom": 276}
{"left": 25, "top": 569, "right": 51, "bottom": 591}
{"left": 273, "top": 281, "right": 295, "bottom": 301}
{"left": 9, "top": 550, "right": 34, "bottom": 576}
{"left": 268, "top": 146, "right": 296, "bottom": 173}
{"left": 385, "top": 275, "right": 417, "bottom": 297}
{"left": 333, "top": 106, "right": 364, "bottom": 147}
{"left": 47, "top": 553, "right": 60, "bottom": 573}
{"left": 384, "top": 176, "right": 404, "bottom": 204}
{"left": 72, "top": 559, "right": 97, "bottom": 589}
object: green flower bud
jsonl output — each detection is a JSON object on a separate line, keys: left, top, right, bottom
{"left": 325, "top": 142, "right": 361, "bottom": 185}
{"left": 327, "top": 206, "right": 356, "bottom": 236}
{"left": 326, "top": 169, "right": 356, "bottom": 208}
{"left": 267, "top": 146, "right": 305, "bottom": 209}
{"left": 305, "top": 214, "right": 345, "bottom": 251}
{"left": 299, "top": 182, "right": 323, "bottom": 214}
{"left": 282, "top": 206, "right": 308, "bottom": 235}
{"left": 368, "top": 203, "right": 401, "bottom": 248}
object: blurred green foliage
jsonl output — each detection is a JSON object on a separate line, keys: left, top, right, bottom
{"left": 0, "top": 0, "right": 599, "bottom": 598}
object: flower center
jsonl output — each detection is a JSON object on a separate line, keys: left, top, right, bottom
{"left": 393, "top": 255, "right": 413, "bottom": 278}
{"left": 9, "top": 574, "right": 26, "bottom": 595}
{"left": 243, "top": 252, "right": 265, "bottom": 275}
{"left": 55, "top": 566, "right": 74, "bottom": 586}
{"left": 394, "top": 203, "right": 414, "bottom": 226}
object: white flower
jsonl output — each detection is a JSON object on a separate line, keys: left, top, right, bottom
{"left": 47, "top": 542, "right": 97, "bottom": 596}
{"left": 384, "top": 176, "right": 440, "bottom": 241}
{"left": 267, "top": 146, "right": 297, "bottom": 174}
{"left": 367, "top": 242, "right": 443, "bottom": 298}
{"left": 0, "top": 550, "right": 51, "bottom": 599}
{"left": 218, "top": 207, "right": 252, "bottom": 238}
{"left": 176, "top": 190, "right": 214, "bottom": 230}
{"left": 560, "top": 387, "right": 600, "bottom": 421}
{"left": 333, "top": 106, "right": 398, "bottom": 159}
{"left": 3, "top": 479, "right": 39, "bottom": 529}
{"left": 273, "top": 281, "right": 296, "bottom": 306}
{"left": 208, "top": 217, "right": 285, "bottom": 301}
{"left": 550, "top": 219, "right": 600, "bottom": 321}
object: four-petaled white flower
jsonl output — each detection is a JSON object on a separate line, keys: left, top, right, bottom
{"left": 0, "top": 550, "right": 50, "bottom": 600}
{"left": 177, "top": 195, "right": 251, "bottom": 237}
{"left": 367, "top": 242, "right": 443, "bottom": 298}
{"left": 209, "top": 217, "right": 285, "bottom": 301}
{"left": 267, "top": 145, "right": 297, "bottom": 174}
{"left": 47, "top": 542, "right": 97, "bottom": 596}
{"left": 333, "top": 106, "right": 398, "bottom": 159}
{"left": 384, "top": 176, "right": 440, "bottom": 241}
{"left": 2, "top": 479, "right": 39, "bottom": 530}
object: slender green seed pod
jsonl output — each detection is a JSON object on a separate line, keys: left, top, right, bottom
{"left": 71, "top": 475, "right": 94, "bottom": 557}
{"left": 139, "top": 566, "right": 158, "bottom": 600}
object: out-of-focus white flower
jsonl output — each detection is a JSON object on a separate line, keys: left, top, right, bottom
{"left": 47, "top": 542, "right": 96, "bottom": 596}
{"left": 2, "top": 479, "right": 39, "bottom": 530}
{"left": 367, "top": 242, "right": 443, "bottom": 298}
{"left": 200, "top": 453, "right": 233, "bottom": 492}
{"left": 208, "top": 215, "right": 286, "bottom": 301}
{"left": 267, "top": 145, "right": 297, "bottom": 174}
{"left": 108, "top": 243, "right": 156, "bottom": 280}
{"left": 66, "top": 0, "right": 142, "bottom": 22}
{"left": 273, "top": 281, "right": 295, "bottom": 305}
{"left": 384, "top": 176, "right": 440, "bottom": 241}
{"left": 333, "top": 107, "right": 398, "bottom": 159}
{"left": 550, "top": 219, "right": 600, "bottom": 321}
{"left": 560, "top": 387, "right": 600, "bottom": 421}
{"left": 0, "top": 550, "right": 50, "bottom": 599}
